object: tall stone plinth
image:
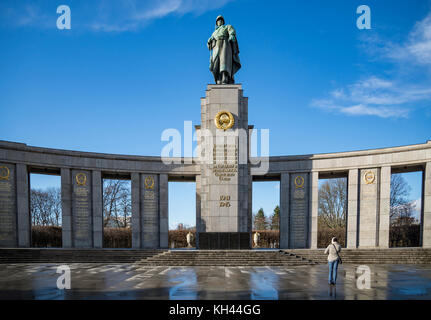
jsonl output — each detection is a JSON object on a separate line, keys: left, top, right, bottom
{"left": 197, "top": 84, "right": 251, "bottom": 249}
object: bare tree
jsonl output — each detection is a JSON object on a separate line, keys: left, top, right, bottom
{"left": 318, "top": 178, "right": 347, "bottom": 228}
{"left": 390, "top": 174, "right": 413, "bottom": 220}
{"left": 47, "top": 187, "right": 62, "bottom": 226}
{"left": 318, "top": 174, "right": 417, "bottom": 228}
{"left": 103, "top": 179, "right": 131, "bottom": 228}
{"left": 30, "top": 187, "right": 61, "bottom": 226}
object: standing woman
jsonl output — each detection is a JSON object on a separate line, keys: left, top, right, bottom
{"left": 324, "top": 237, "right": 342, "bottom": 285}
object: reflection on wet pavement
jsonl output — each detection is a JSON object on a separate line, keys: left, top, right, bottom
{"left": 168, "top": 268, "right": 198, "bottom": 300}
{"left": 250, "top": 267, "right": 278, "bottom": 300}
{"left": 0, "top": 263, "right": 430, "bottom": 300}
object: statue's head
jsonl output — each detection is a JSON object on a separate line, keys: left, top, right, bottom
{"left": 216, "top": 15, "right": 225, "bottom": 26}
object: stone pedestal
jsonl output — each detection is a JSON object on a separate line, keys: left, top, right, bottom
{"left": 197, "top": 84, "right": 251, "bottom": 249}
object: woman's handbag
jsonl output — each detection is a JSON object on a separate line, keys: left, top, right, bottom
{"left": 332, "top": 244, "right": 343, "bottom": 264}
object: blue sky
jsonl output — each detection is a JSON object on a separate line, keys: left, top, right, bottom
{"left": 2, "top": 1, "right": 430, "bottom": 228}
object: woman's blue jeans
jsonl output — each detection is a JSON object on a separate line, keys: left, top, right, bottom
{"left": 328, "top": 259, "right": 339, "bottom": 284}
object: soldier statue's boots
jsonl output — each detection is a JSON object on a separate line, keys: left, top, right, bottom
{"left": 222, "top": 71, "right": 229, "bottom": 84}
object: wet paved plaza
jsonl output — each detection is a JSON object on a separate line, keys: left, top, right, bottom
{"left": 0, "top": 263, "right": 430, "bottom": 300}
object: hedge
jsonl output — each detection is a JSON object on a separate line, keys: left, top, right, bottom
{"left": 31, "top": 226, "right": 62, "bottom": 248}
{"left": 251, "top": 230, "right": 280, "bottom": 248}
{"left": 29, "top": 225, "right": 422, "bottom": 248}
{"left": 390, "top": 224, "right": 420, "bottom": 247}
{"left": 169, "top": 230, "right": 196, "bottom": 248}
{"left": 103, "top": 228, "right": 132, "bottom": 248}
{"left": 317, "top": 227, "right": 346, "bottom": 248}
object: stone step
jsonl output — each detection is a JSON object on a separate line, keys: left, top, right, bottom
{"left": 283, "top": 249, "right": 431, "bottom": 264}
{"left": 3, "top": 248, "right": 429, "bottom": 265}
{"left": 136, "top": 250, "right": 315, "bottom": 267}
{"left": 0, "top": 249, "right": 166, "bottom": 263}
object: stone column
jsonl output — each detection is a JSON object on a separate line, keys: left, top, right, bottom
{"left": 289, "top": 172, "right": 310, "bottom": 248}
{"left": 309, "top": 171, "right": 319, "bottom": 249}
{"left": 279, "top": 172, "right": 290, "bottom": 249}
{"left": 347, "top": 169, "right": 359, "bottom": 248}
{"left": 358, "top": 168, "right": 379, "bottom": 248}
{"left": 159, "top": 174, "right": 168, "bottom": 249}
{"left": 16, "top": 164, "right": 30, "bottom": 247}
{"left": 92, "top": 171, "right": 103, "bottom": 248}
{"left": 71, "top": 170, "right": 93, "bottom": 248}
{"left": 131, "top": 172, "right": 141, "bottom": 249}
{"left": 248, "top": 175, "right": 253, "bottom": 241}
{"left": 0, "top": 163, "right": 17, "bottom": 247}
{"left": 141, "top": 174, "right": 159, "bottom": 249}
{"left": 61, "top": 168, "right": 73, "bottom": 248}
{"left": 423, "top": 162, "right": 431, "bottom": 247}
{"left": 195, "top": 174, "right": 201, "bottom": 248}
{"left": 379, "top": 166, "right": 391, "bottom": 248}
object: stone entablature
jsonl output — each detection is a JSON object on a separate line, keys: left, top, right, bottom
{"left": 1, "top": 139, "right": 429, "bottom": 175}
{"left": 0, "top": 138, "right": 430, "bottom": 249}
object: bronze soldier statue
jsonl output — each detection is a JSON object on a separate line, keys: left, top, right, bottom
{"left": 207, "top": 15, "right": 241, "bottom": 84}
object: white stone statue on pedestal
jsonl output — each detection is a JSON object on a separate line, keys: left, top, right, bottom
{"left": 253, "top": 232, "right": 260, "bottom": 248}
{"left": 186, "top": 231, "right": 194, "bottom": 248}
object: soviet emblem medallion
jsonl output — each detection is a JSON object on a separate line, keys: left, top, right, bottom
{"left": 294, "top": 176, "right": 305, "bottom": 189}
{"left": 0, "top": 166, "right": 10, "bottom": 180}
{"left": 214, "top": 111, "right": 235, "bottom": 130}
{"left": 144, "top": 176, "right": 155, "bottom": 189}
{"left": 75, "top": 173, "right": 87, "bottom": 186}
{"left": 364, "top": 171, "right": 375, "bottom": 184}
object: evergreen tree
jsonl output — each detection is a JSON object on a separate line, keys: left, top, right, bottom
{"left": 254, "top": 208, "right": 267, "bottom": 230}
{"left": 270, "top": 205, "right": 280, "bottom": 230}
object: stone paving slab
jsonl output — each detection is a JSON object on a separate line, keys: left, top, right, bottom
{"left": 0, "top": 263, "right": 430, "bottom": 300}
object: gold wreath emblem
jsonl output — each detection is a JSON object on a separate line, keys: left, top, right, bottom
{"left": 294, "top": 176, "right": 305, "bottom": 189}
{"left": 0, "top": 166, "right": 10, "bottom": 181}
{"left": 364, "top": 171, "right": 375, "bottom": 184}
{"left": 214, "top": 111, "right": 235, "bottom": 131}
{"left": 75, "top": 173, "right": 87, "bottom": 186}
{"left": 144, "top": 176, "right": 155, "bottom": 189}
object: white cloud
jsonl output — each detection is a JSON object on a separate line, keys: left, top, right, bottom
{"left": 389, "top": 12, "right": 431, "bottom": 66}
{"left": 340, "top": 104, "right": 409, "bottom": 118}
{"left": 0, "top": 0, "right": 235, "bottom": 32}
{"left": 311, "top": 75, "right": 431, "bottom": 118}
{"left": 90, "top": 0, "right": 236, "bottom": 32}
{"left": 0, "top": 2, "right": 50, "bottom": 28}
{"left": 135, "top": 0, "right": 182, "bottom": 20}
{"left": 412, "top": 198, "right": 422, "bottom": 212}
{"left": 312, "top": 10, "right": 431, "bottom": 119}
